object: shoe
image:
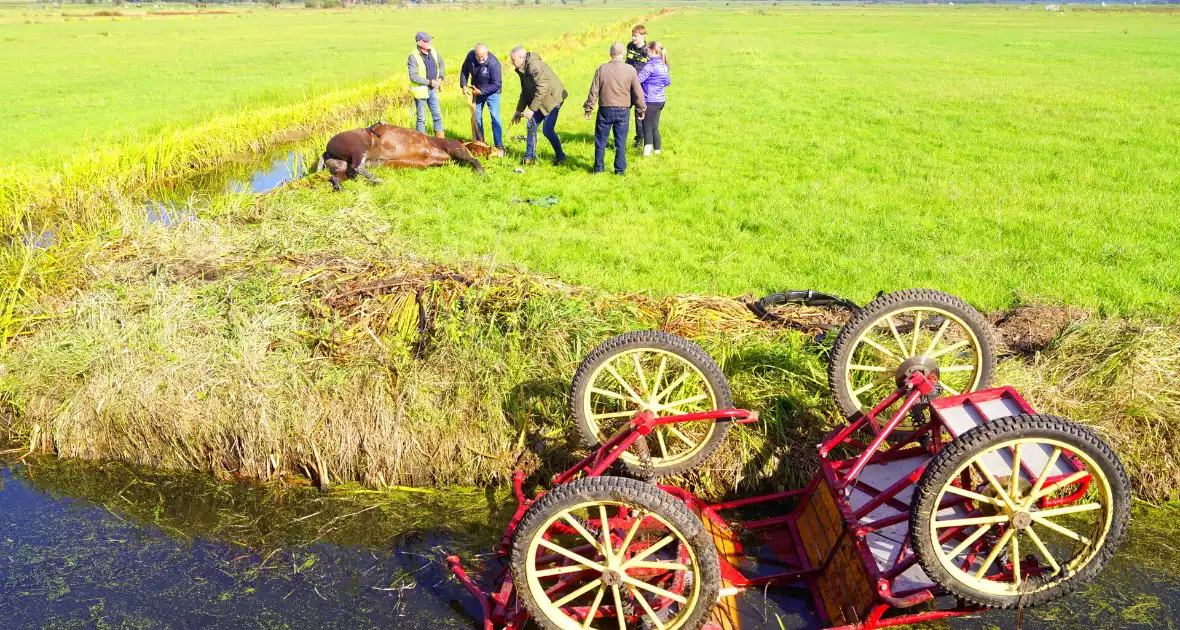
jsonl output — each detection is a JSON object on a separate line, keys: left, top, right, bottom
{"left": 591, "top": 168, "right": 604, "bottom": 174}
{"left": 435, "top": 130, "right": 446, "bottom": 139}
{"left": 522, "top": 158, "right": 536, "bottom": 166}
{"left": 654, "top": 149, "right": 661, "bottom": 155}
{"left": 615, "top": 171, "right": 625, "bottom": 177}
{"left": 633, "top": 137, "right": 643, "bottom": 149}
{"left": 643, "top": 144, "right": 653, "bottom": 157}
{"left": 553, "top": 157, "right": 567, "bottom": 166}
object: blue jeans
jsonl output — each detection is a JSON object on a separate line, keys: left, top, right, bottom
{"left": 594, "top": 107, "right": 630, "bottom": 174}
{"left": 525, "top": 103, "right": 565, "bottom": 161}
{"left": 475, "top": 92, "right": 503, "bottom": 147}
{"left": 414, "top": 88, "right": 443, "bottom": 134}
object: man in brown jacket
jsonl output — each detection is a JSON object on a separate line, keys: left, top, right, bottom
{"left": 584, "top": 42, "right": 646, "bottom": 175}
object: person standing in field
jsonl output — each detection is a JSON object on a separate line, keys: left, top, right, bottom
{"left": 509, "top": 45, "right": 568, "bottom": 166}
{"left": 408, "top": 31, "right": 445, "bottom": 138}
{"left": 459, "top": 43, "right": 504, "bottom": 151}
{"left": 637, "top": 41, "right": 670, "bottom": 157}
{"left": 625, "top": 24, "right": 650, "bottom": 149}
{"left": 584, "top": 42, "right": 646, "bottom": 176}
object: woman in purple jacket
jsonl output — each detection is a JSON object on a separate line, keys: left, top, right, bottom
{"left": 636, "top": 41, "right": 670, "bottom": 157}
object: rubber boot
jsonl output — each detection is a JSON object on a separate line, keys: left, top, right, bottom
{"left": 435, "top": 130, "right": 446, "bottom": 139}
{"left": 643, "top": 144, "right": 653, "bottom": 157}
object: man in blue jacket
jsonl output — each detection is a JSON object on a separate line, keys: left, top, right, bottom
{"left": 460, "top": 43, "right": 504, "bottom": 151}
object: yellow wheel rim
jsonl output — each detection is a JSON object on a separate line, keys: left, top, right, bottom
{"left": 928, "top": 437, "right": 1114, "bottom": 597}
{"left": 844, "top": 306, "right": 985, "bottom": 424}
{"left": 583, "top": 348, "right": 719, "bottom": 468}
{"left": 524, "top": 500, "right": 704, "bottom": 630}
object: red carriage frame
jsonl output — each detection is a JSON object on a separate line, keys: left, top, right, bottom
{"left": 446, "top": 370, "right": 1094, "bottom": 630}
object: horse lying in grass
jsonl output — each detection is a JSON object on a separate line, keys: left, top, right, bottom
{"left": 317, "top": 123, "right": 503, "bottom": 191}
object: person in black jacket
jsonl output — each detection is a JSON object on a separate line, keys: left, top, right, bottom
{"left": 625, "top": 24, "right": 650, "bottom": 149}
{"left": 459, "top": 43, "right": 504, "bottom": 150}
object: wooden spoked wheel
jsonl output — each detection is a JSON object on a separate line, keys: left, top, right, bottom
{"left": 511, "top": 477, "right": 720, "bottom": 630}
{"left": 571, "top": 331, "right": 734, "bottom": 477}
{"left": 828, "top": 289, "right": 996, "bottom": 434}
{"left": 911, "top": 415, "right": 1131, "bottom": 608}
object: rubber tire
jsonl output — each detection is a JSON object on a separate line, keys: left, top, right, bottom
{"left": 910, "top": 414, "right": 1131, "bottom": 609}
{"left": 509, "top": 476, "right": 721, "bottom": 630}
{"left": 570, "top": 331, "right": 734, "bottom": 478}
{"left": 827, "top": 288, "right": 997, "bottom": 419}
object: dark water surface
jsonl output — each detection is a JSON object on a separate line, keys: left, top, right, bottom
{"left": 2, "top": 459, "right": 1177, "bottom": 630}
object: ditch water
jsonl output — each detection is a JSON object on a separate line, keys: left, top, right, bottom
{"left": 2, "top": 457, "right": 1178, "bottom": 630}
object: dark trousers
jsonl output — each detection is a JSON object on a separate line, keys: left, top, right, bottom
{"left": 525, "top": 103, "right": 565, "bottom": 161}
{"left": 643, "top": 102, "right": 664, "bottom": 150}
{"left": 633, "top": 107, "right": 644, "bottom": 144}
{"left": 594, "top": 107, "right": 630, "bottom": 174}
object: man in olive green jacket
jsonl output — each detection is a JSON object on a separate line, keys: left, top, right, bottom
{"left": 509, "top": 46, "right": 568, "bottom": 166}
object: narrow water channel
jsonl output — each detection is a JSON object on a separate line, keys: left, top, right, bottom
{"left": 2, "top": 457, "right": 1177, "bottom": 629}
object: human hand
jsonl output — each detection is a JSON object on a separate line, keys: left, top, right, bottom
{"left": 471, "top": 86, "right": 482, "bottom": 96}
{"left": 463, "top": 86, "right": 471, "bottom": 96}
{"left": 521, "top": 108, "right": 532, "bottom": 120}
{"left": 584, "top": 111, "right": 592, "bottom": 120}
{"left": 511, "top": 112, "right": 523, "bottom": 125}
{"left": 638, "top": 112, "right": 645, "bottom": 120}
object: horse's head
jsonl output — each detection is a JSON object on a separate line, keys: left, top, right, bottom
{"left": 463, "top": 141, "right": 504, "bottom": 158}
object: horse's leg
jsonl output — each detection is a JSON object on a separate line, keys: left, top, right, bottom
{"left": 325, "top": 158, "right": 349, "bottom": 192}
{"left": 351, "top": 153, "right": 383, "bottom": 185}
{"left": 446, "top": 146, "right": 485, "bottom": 175}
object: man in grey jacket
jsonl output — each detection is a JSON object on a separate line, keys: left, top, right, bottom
{"left": 407, "top": 31, "right": 445, "bottom": 138}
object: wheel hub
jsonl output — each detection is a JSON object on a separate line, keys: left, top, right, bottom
{"left": 1012, "top": 511, "right": 1033, "bottom": 530}
{"left": 895, "top": 355, "right": 941, "bottom": 388}
{"left": 601, "top": 568, "right": 624, "bottom": 586}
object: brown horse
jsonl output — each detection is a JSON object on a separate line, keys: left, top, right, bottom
{"left": 318, "top": 123, "right": 502, "bottom": 191}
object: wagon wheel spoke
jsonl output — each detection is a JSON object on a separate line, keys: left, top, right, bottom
{"left": 930, "top": 339, "right": 969, "bottom": 360}
{"left": 910, "top": 311, "right": 923, "bottom": 358}
{"left": 536, "top": 564, "right": 594, "bottom": 578}
{"left": 886, "top": 316, "right": 910, "bottom": 358}
{"left": 631, "top": 353, "right": 649, "bottom": 395}
{"left": 661, "top": 393, "right": 709, "bottom": 410}
{"left": 554, "top": 577, "right": 605, "bottom": 608}
{"left": 583, "top": 585, "right": 607, "bottom": 629}
{"left": 538, "top": 538, "right": 607, "bottom": 572}
{"left": 948, "top": 523, "right": 994, "bottom": 558}
{"left": 591, "top": 387, "right": 637, "bottom": 404}
{"left": 940, "top": 365, "right": 977, "bottom": 373}
{"left": 1025, "top": 526, "right": 1062, "bottom": 576}
{"left": 628, "top": 584, "right": 667, "bottom": 630}
{"left": 593, "top": 410, "right": 640, "bottom": 421}
{"left": 651, "top": 357, "right": 667, "bottom": 401}
{"left": 1025, "top": 447, "right": 1063, "bottom": 508}
{"left": 852, "top": 374, "right": 893, "bottom": 397}
{"left": 621, "top": 574, "right": 688, "bottom": 604}
{"left": 974, "top": 527, "right": 1016, "bottom": 579}
{"left": 627, "top": 561, "right": 690, "bottom": 572}
{"left": 664, "top": 425, "right": 698, "bottom": 449}
{"left": 849, "top": 364, "right": 892, "bottom": 373}
{"left": 943, "top": 484, "right": 1007, "bottom": 507}
{"left": 974, "top": 457, "right": 1019, "bottom": 511}
{"left": 1034, "top": 502, "right": 1102, "bottom": 519}
{"left": 622, "top": 534, "right": 677, "bottom": 567}
{"left": 617, "top": 511, "right": 647, "bottom": 557}
{"left": 606, "top": 362, "right": 645, "bottom": 405}
{"left": 1010, "top": 444, "right": 1023, "bottom": 501}
{"left": 655, "top": 429, "right": 669, "bottom": 458}
{"left": 924, "top": 317, "right": 952, "bottom": 357}
{"left": 655, "top": 372, "right": 691, "bottom": 402}
{"left": 599, "top": 505, "right": 615, "bottom": 562}
{"left": 861, "top": 336, "right": 903, "bottom": 363}
{"left": 934, "top": 514, "right": 1010, "bottom": 529}
{"left": 1030, "top": 513, "right": 1090, "bottom": 546}
{"left": 1029, "top": 471, "right": 1090, "bottom": 504}
{"left": 563, "top": 514, "right": 604, "bottom": 553}
{"left": 611, "top": 584, "right": 627, "bottom": 630}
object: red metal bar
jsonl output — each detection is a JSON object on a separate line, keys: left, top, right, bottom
{"left": 445, "top": 556, "right": 495, "bottom": 630}
{"left": 708, "top": 488, "right": 809, "bottom": 511}
{"left": 852, "top": 460, "right": 927, "bottom": 520}
{"left": 840, "top": 388, "right": 925, "bottom": 487}
{"left": 821, "top": 388, "right": 903, "bottom": 458}
{"left": 653, "top": 408, "right": 758, "bottom": 425}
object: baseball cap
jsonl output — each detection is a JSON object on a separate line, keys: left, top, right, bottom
{"left": 415, "top": 31, "right": 432, "bottom": 42}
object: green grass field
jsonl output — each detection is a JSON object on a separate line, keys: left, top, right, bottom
{"left": 2, "top": 4, "right": 1178, "bottom": 316}
{"left": 309, "top": 6, "right": 1179, "bottom": 314}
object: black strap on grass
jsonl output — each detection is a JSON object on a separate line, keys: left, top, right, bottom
{"left": 749, "top": 289, "right": 863, "bottom": 324}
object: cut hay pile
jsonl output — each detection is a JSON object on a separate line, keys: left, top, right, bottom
{"left": 1, "top": 197, "right": 1177, "bottom": 502}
